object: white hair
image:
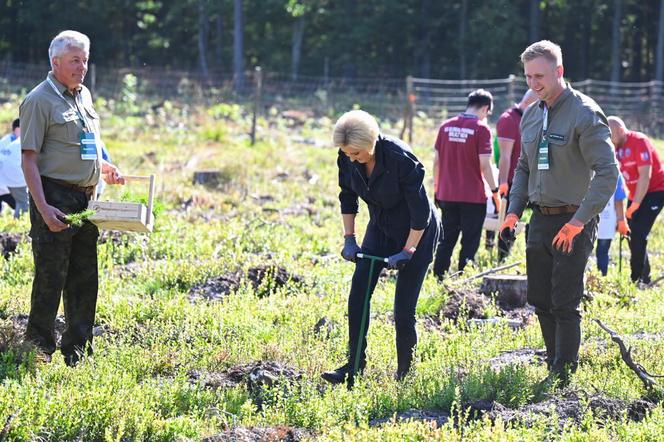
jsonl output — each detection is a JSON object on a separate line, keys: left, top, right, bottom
{"left": 49, "top": 30, "right": 90, "bottom": 68}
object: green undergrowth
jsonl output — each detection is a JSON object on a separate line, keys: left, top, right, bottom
{"left": 0, "top": 102, "right": 662, "bottom": 440}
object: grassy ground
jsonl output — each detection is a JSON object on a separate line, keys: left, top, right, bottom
{"left": 0, "top": 98, "right": 662, "bottom": 441}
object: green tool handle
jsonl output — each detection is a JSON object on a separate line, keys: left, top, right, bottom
{"left": 356, "top": 253, "right": 388, "bottom": 263}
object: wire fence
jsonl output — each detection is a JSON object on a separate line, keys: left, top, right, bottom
{"left": 1, "top": 61, "right": 663, "bottom": 137}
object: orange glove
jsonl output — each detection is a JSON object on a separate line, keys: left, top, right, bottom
{"left": 499, "top": 183, "right": 509, "bottom": 197}
{"left": 491, "top": 189, "right": 501, "bottom": 213}
{"left": 626, "top": 202, "right": 640, "bottom": 219}
{"left": 499, "top": 213, "right": 519, "bottom": 242}
{"left": 552, "top": 223, "right": 584, "bottom": 254}
{"left": 617, "top": 219, "right": 630, "bottom": 236}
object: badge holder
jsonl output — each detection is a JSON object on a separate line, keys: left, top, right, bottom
{"left": 87, "top": 175, "right": 156, "bottom": 233}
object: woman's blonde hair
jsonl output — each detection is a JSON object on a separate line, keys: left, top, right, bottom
{"left": 333, "top": 110, "right": 379, "bottom": 152}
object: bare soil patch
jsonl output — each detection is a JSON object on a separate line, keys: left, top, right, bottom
{"left": 0, "top": 232, "right": 25, "bottom": 259}
{"left": 369, "top": 409, "right": 451, "bottom": 427}
{"left": 188, "top": 265, "right": 304, "bottom": 301}
{"left": 189, "top": 360, "right": 303, "bottom": 409}
{"left": 465, "top": 392, "right": 656, "bottom": 429}
{"left": 202, "top": 425, "right": 311, "bottom": 442}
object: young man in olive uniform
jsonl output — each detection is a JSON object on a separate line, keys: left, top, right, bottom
{"left": 500, "top": 41, "right": 618, "bottom": 385}
{"left": 20, "top": 30, "right": 124, "bottom": 366}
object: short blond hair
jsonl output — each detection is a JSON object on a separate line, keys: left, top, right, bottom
{"left": 333, "top": 110, "right": 379, "bottom": 151}
{"left": 520, "top": 40, "right": 563, "bottom": 66}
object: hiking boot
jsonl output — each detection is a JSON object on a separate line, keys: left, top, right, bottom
{"left": 321, "top": 362, "right": 364, "bottom": 385}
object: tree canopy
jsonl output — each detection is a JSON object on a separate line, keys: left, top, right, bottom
{"left": 1, "top": 0, "right": 664, "bottom": 82}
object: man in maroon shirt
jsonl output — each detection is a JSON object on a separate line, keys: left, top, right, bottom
{"left": 433, "top": 89, "right": 499, "bottom": 278}
{"left": 608, "top": 116, "right": 664, "bottom": 284}
{"left": 494, "top": 89, "right": 538, "bottom": 259}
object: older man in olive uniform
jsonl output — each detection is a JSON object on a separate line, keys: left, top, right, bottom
{"left": 500, "top": 40, "right": 618, "bottom": 385}
{"left": 20, "top": 30, "right": 124, "bottom": 366}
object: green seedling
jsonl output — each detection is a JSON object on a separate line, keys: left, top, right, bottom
{"left": 64, "top": 209, "right": 96, "bottom": 227}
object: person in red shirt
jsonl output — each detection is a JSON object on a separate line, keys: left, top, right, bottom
{"left": 494, "top": 89, "right": 538, "bottom": 260}
{"left": 433, "top": 89, "right": 498, "bottom": 278}
{"left": 608, "top": 116, "right": 664, "bottom": 284}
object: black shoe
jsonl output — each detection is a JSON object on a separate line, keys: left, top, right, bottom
{"left": 321, "top": 362, "right": 364, "bottom": 385}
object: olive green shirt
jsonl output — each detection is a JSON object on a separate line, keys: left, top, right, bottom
{"left": 19, "top": 72, "right": 102, "bottom": 187}
{"left": 509, "top": 85, "right": 619, "bottom": 224}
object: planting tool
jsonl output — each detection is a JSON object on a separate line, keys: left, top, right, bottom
{"left": 619, "top": 235, "right": 623, "bottom": 273}
{"left": 350, "top": 253, "right": 388, "bottom": 385}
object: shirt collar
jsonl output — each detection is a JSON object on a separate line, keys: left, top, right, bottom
{"left": 460, "top": 112, "right": 479, "bottom": 119}
{"left": 47, "top": 71, "right": 82, "bottom": 96}
{"left": 538, "top": 83, "right": 572, "bottom": 111}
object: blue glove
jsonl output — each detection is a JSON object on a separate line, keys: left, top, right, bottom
{"left": 387, "top": 248, "right": 414, "bottom": 270}
{"left": 341, "top": 234, "right": 362, "bottom": 262}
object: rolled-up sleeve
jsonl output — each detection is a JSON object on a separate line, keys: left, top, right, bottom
{"left": 399, "top": 155, "right": 431, "bottom": 230}
{"left": 575, "top": 111, "right": 619, "bottom": 224}
{"left": 19, "top": 94, "right": 48, "bottom": 153}
{"left": 338, "top": 153, "right": 359, "bottom": 214}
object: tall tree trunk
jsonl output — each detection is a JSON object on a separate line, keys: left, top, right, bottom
{"left": 343, "top": 0, "right": 357, "bottom": 78}
{"left": 656, "top": 0, "right": 664, "bottom": 81}
{"left": 215, "top": 13, "right": 223, "bottom": 69}
{"left": 610, "top": 0, "right": 623, "bottom": 83}
{"left": 198, "top": 0, "right": 209, "bottom": 77}
{"left": 632, "top": 8, "right": 643, "bottom": 81}
{"left": 291, "top": 14, "right": 305, "bottom": 81}
{"left": 579, "top": 6, "right": 591, "bottom": 79}
{"left": 529, "top": 0, "right": 540, "bottom": 43}
{"left": 417, "top": 0, "right": 432, "bottom": 78}
{"left": 459, "top": 0, "right": 467, "bottom": 79}
{"left": 233, "top": 0, "right": 244, "bottom": 91}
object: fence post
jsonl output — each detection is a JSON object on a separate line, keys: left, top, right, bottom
{"left": 406, "top": 75, "right": 415, "bottom": 143}
{"left": 251, "top": 66, "right": 262, "bottom": 146}
{"left": 90, "top": 63, "right": 96, "bottom": 98}
{"left": 507, "top": 74, "right": 515, "bottom": 106}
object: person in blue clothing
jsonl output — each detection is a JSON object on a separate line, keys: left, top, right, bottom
{"left": 596, "top": 174, "right": 630, "bottom": 276}
{"left": 321, "top": 110, "right": 440, "bottom": 387}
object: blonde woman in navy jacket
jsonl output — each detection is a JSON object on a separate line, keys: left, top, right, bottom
{"left": 322, "top": 110, "right": 440, "bottom": 386}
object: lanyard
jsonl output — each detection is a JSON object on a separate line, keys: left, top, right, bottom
{"left": 46, "top": 77, "right": 90, "bottom": 132}
{"left": 541, "top": 105, "right": 549, "bottom": 139}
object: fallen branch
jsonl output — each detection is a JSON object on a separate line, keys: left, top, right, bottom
{"left": 594, "top": 319, "right": 661, "bottom": 392}
{"left": 0, "top": 412, "right": 16, "bottom": 442}
{"left": 646, "top": 275, "right": 664, "bottom": 289}
{"left": 457, "top": 261, "right": 522, "bottom": 285}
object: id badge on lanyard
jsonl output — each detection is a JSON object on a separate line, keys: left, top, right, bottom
{"left": 47, "top": 77, "right": 98, "bottom": 161}
{"left": 537, "top": 106, "right": 550, "bottom": 171}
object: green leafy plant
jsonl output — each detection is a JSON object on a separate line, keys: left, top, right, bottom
{"left": 64, "top": 209, "right": 96, "bottom": 227}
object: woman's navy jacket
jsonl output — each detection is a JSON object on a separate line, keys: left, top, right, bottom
{"left": 338, "top": 134, "right": 434, "bottom": 246}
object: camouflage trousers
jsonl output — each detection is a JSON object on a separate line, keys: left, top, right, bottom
{"left": 25, "top": 178, "right": 99, "bottom": 365}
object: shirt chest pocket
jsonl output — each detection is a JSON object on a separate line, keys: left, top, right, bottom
{"left": 520, "top": 128, "right": 540, "bottom": 156}
{"left": 50, "top": 107, "right": 82, "bottom": 142}
{"left": 546, "top": 123, "right": 573, "bottom": 148}
{"left": 83, "top": 106, "right": 100, "bottom": 133}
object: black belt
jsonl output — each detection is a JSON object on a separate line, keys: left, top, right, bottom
{"left": 533, "top": 204, "right": 579, "bottom": 215}
{"left": 42, "top": 176, "right": 94, "bottom": 197}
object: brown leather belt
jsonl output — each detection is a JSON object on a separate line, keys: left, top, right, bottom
{"left": 42, "top": 176, "right": 94, "bottom": 197}
{"left": 534, "top": 204, "right": 579, "bottom": 215}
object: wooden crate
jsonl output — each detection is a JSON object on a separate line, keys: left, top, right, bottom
{"left": 87, "top": 174, "right": 155, "bottom": 233}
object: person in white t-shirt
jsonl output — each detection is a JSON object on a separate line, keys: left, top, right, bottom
{"left": 0, "top": 119, "right": 28, "bottom": 217}
{"left": 596, "top": 174, "right": 629, "bottom": 275}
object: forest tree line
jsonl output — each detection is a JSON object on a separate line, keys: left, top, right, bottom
{"left": 2, "top": 0, "right": 664, "bottom": 83}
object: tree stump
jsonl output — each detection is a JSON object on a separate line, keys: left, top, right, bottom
{"left": 480, "top": 274, "right": 528, "bottom": 307}
{"left": 192, "top": 170, "right": 224, "bottom": 188}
